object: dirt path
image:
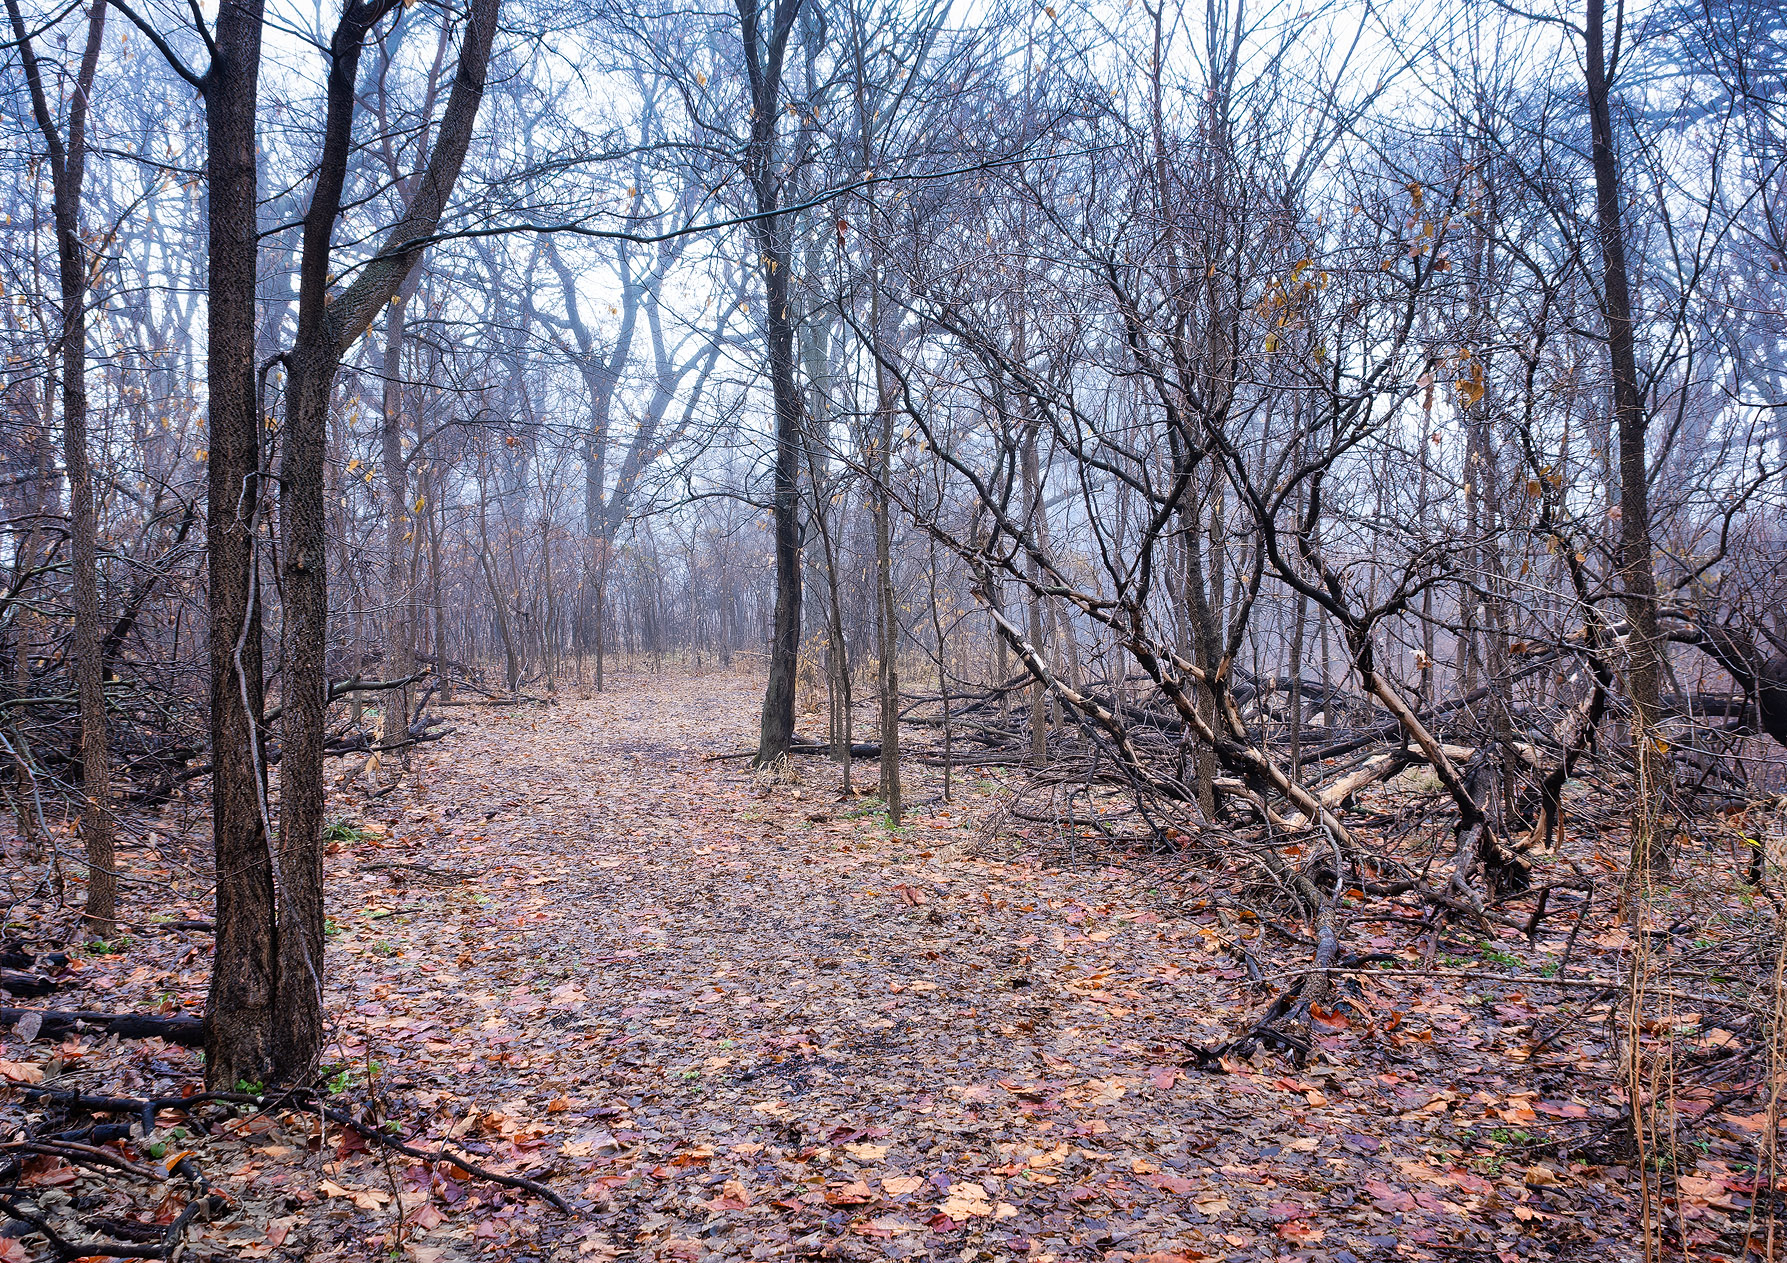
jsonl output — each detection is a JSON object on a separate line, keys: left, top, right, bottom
{"left": 0, "top": 664, "right": 1642, "bottom": 1259}
{"left": 241, "top": 666, "right": 1630, "bottom": 1263}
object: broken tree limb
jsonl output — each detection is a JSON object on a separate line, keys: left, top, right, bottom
{"left": 205, "top": 1089, "right": 572, "bottom": 1213}
{"left": 0, "top": 969, "right": 59, "bottom": 998}
{"left": 300, "top": 1096, "right": 572, "bottom": 1214}
{"left": 3, "top": 1006, "right": 204, "bottom": 1046}
{"left": 358, "top": 860, "right": 478, "bottom": 884}
{"left": 17, "top": 1085, "right": 572, "bottom": 1213}
{"left": 0, "top": 1190, "right": 226, "bottom": 1262}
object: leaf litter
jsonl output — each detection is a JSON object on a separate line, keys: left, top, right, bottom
{"left": 2, "top": 669, "right": 1772, "bottom": 1261}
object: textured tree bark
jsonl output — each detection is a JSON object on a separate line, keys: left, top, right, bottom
{"left": 5, "top": 0, "right": 115, "bottom": 932}
{"left": 380, "top": 279, "right": 421, "bottom": 757}
{"left": 738, "top": 0, "right": 807, "bottom": 766}
{"left": 425, "top": 464, "right": 451, "bottom": 702}
{"left": 927, "top": 538, "right": 952, "bottom": 802}
{"left": 801, "top": 427, "right": 853, "bottom": 791}
{"left": 202, "top": 0, "right": 278, "bottom": 1091}
{"left": 1584, "top": 0, "right": 1668, "bottom": 872}
{"left": 872, "top": 305, "right": 901, "bottom": 820}
{"left": 273, "top": 346, "right": 331, "bottom": 1080}
{"left": 273, "top": 0, "right": 501, "bottom": 1081}
{"left": 1018, "top": 419, "right": 1049, "bottom": 769}
{"left": 756, "top": 248, "right": 804, "bottom": 766}
{"left": 272, "top": 0, "right": 393, "bottom": 1084}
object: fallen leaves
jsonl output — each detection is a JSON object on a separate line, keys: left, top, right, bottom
{"left": 702, "top": 1178, "right": 755, "bottom": 1211}
{"left": 0, "top": 673, "right": 1717, "bottom": 1263}
{"left": 936, "top": 1181, "right": 1016, "bottom": 1220}
{"left": 318, "top": 1179, "right": 391, "bottom": 1211}
{"left": 0, "top": 1057, "right": 43, "bottom": 1084}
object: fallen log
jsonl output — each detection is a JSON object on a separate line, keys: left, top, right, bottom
{"left": 705, "top": 736, "right": 884, "bottom": 762}
{"left": 358, "top": 861, "right": 478, "bottom": 884}
{"left": 24, "top": 1086, "right": 569, "bottom": 1214}
{"left": 122, "top": 919, "right": 214, "bottom": 934}
{"left": 3, "top": 1007, "right": 204, "bottom": 1046}
{"left": 0, "top": 946, "right": 70, "bottom": 970}
{"left": 0, "top": 971, "right": 58, "bottom": 998}
{"left": 791, "top": 737, "right": 883, "bottom": 757}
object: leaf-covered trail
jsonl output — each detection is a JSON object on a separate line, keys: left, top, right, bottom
{"left": 300, "top": 669, "right": 1635, "bottom": 1262}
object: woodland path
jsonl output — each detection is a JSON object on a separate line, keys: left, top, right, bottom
{"left": 228, "top": 668, "right": 1636, "bottom": 1261}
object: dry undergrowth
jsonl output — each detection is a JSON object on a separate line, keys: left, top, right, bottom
{"left": 1, "top": 669, "right": 1783, "bottom": 1263}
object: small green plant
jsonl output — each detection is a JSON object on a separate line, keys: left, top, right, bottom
{"left": 1480, "top": 942, "right": 1522, "bottom": 969}
{"left": 234, "top": 1079, "right": 263, "bottom": 1096}
{"left": 322, "top": 1059, "right": 382, "bottom": 1093}
{"left": 322, "top": 818, "right": 369, "bottom": 844}
{"left": 1488, "top": 1127, "right": 1537, "bottom": 1147}
{"left": 86, "top": 936, "right": 130, "bottom": 955}
{"left": 371, "top": 939, "right": 399, "bottom": 957}
{"left": 324, "top": 916, "right": 344, "bottom": 939}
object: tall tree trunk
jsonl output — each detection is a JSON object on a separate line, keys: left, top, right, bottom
{"left": 756, "top": 248, "right": 804, "bottom": 765}
{"left": 871, "top": 312, "right": 901, "bottom": 820}
{"left": 202, "top": 0, "right": 277, "bottom": 1090}
{"left": 425, "top": 463, "right": 451, "bottom": 702}
{"left": 594, "top": 539, "right": 609, "bottom": 692}
{"left": 740, "top": 0, "right": 808, "bottom": 766}
{"left": 539, "top": 514, "right": 557, "bottom": 691}
{"left": 928, "top": 537, "right": 952, "bottom": 802}
{"left": 380, "top": 277, "right": 420, "bottom": 758}
{"left": 6, "top": 0, "right": 114, "bottom": 932}
{"left": 274, "top": 347, "right": 331, "bottom": 1080}
{"left": 272, "top": 0, "right": 500, "bottom": 1081}
{"left": 1019, "top": 418, "right": 1048, "bottom": 768}
{"left": 1584, "top": 0, "right": 1666, "bottom": 871}
{"left": 479, "top": 481, "right": 522, "bottom": 692}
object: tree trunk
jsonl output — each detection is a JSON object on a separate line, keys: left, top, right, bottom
{"left": 928, "top": 537, "right": 952, "bottom": 802}
{"left": 594, "top": 538, "right": 609, "bottom": 692}
{"left": 1584, "top": 0, "right": 1667, "bottom": 871}
{"left": 740, "top": 0, "right": 808, "bottom": 766}
{"left": 425, "top": 463, "right": 451, "bottom": 702}
{"left": 201, "top": 0, "right": 278, "bottom": 1091}
{"left": 273, "top": 349, "right": 330, "bottom": 1080}
{"left": 272, "top": 0, "right": 500, "bottom": 1082}
{"left": 479, "top": 489, "right": 522, "bottom": 692}
{"left": 756, "top": 247, "right": 804, "bottom": 765}
{"left": 1019, "top": 419, "right": 1048, "bottom": 768}
{"left": 872, "top": 323, "right": 901, "bottom": 820}
{"left": 6, "top": 0, "right": 115, "bottom": 932}
{"left": 380, "top": 278, "right": 420, "bottom": 757}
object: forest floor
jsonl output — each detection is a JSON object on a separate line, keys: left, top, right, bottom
{"left": 4, "top": 667, "right": 1767, "bottom": 1262}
